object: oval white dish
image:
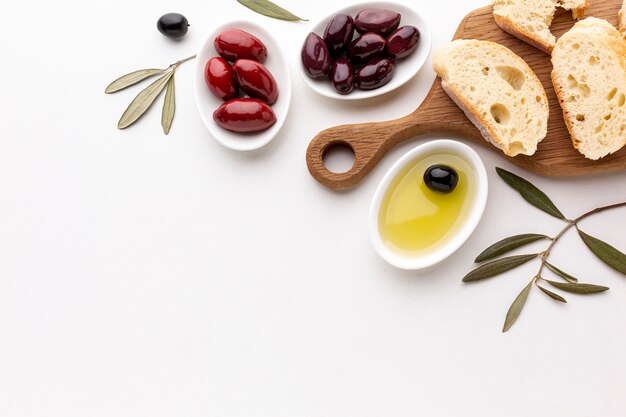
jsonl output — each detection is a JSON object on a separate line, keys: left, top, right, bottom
{"left": 369, "top": 140, "right": 488, "bottom": 270}
{"left": 298, "top": 1, "right": 432, "bottom": 100}
{"left": 193, "top": 20, "right": 291, "bottom": 151}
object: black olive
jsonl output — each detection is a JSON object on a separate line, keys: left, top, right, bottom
{"left": 157, "top": 13, "right": 189, "bottom": 39}
{"left": 424, "top": 165, "right": 459, "bottom": 193}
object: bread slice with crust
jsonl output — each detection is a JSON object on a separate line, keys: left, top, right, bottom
{"left": 492, "top": 0, "right": 589, "bottom": 54}
{"left": 433, "top": 40, "right": 549, "bottom": 157}
{"left": 551, "top": 17, "right": 626, "bottom": 160}
{"left": 617, "top": 0, "right": 626, "bottom": 37}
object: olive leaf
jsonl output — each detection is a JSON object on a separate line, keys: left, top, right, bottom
{"left": 537, "top": 284, "right": 567, "bottom": 303}
{"left": 237, "top": 0, "right": 307, "bottom": 21}
{"left": 503, "top": 281, "right": 532, "bottom": 332}
{"left": 161, "top": 76, "right": 176, "bottom": 135}
{"left": 462, "top": 254, "right": 538, "bottom": 282}
{"left": 544, "top": 279, "right": 609, "bottom": 294}
{"left": 475, "top": 234, "right": 550, "bottom": 263}
{"left": 577, "top": 229, "right": 626, "bottom": 275}
{"left": 544, "top": 262, "right": 578, "bottom": 283}
{"left": 496, "top": 167, "right": 566, "bottom": 220}
{"left": 118, "top": 70, "right": 174, "bottom": 129}
{"left": 105, "top": 68, "right": 164, "bottom": 94}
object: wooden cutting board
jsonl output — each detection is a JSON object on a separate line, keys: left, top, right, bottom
{"left": 306, "top": 0, "right": 626, "bottom": 190}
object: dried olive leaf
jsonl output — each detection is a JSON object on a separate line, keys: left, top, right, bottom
{"left": 118, "top": 71, "right": 174, "bottom": 129}
{"left": 462, "top": 254, "right": 539, "bottom": 282}
{"left": 475, "top": 234, "right": 550, "bottom": 263}
{"left": 237, "top": 0, "right": 307, "bottom": 21}
{"left": 545, "top": 279, "right": 609, "bottom": 294}
{"left": 537, "top": 284, "right": 567, "bottom": 303}
{"left": 545, "top": 262, "right": 578, "bottom": 283}
{"left": 578, "top": 229, "right": 626, "bottom": 275}
{"left": 161, "top": 76, "right": 175, "bottom": 135}
{"left": 105, "top": 68, "right": 164, "bottom": 94}
{"left": 496, "top": 167, "right": 566, "bottom": 220}
{"left": 503, "top": 281, "right": 533, "bottom": 332}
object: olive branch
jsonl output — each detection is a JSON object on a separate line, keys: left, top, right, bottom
{"left": 105, "top": 54, "right": 196, "bottom": 134}
{"left": 463, "top": 167, "right": 626, "bottom": 332}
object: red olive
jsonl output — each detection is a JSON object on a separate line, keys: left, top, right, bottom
{"left": 323, "top": 14, "right": 355, "bottom": 56}
{"left": 213, "top": 98, "right": 276, "bottom": 133}
{"left": 214, "top": 29, "right": 268, "bottom": 63}
{"left": 232, "top": 59, "right": 279, "bottom": 105}
{"left": 348, "top": 33, "right": 386, "bottom": 65}
{"left": 354, "top": 9, "right": 401, "bottom": 37}
{"left": 386, "top": 26, "right": 420, "bottom": 59}
{"left": 301, "top": 32, "right": 331, "bottom": 78}
{"left": 356, "top": 58, "right": 395, "bottom": 90}
{"left": 330, "top": 58, "right": 355, "bottom": 94}
{"left": 204, "top": 57, "right": 238, "bottom": 101}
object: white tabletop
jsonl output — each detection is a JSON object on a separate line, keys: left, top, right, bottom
{"left": 1, "top": 0, "right": 625, "bottom": 416}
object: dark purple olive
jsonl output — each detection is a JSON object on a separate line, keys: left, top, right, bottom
{"left": 301, "top": 32, "right": 331, "bottom": 78}
{"left": 323, "top": 14, "right": 355, "bottom": 56}
{"left": 348, "top": 33, "right": 386, "bottom": 65}
{"left": 354, "top": 9, "right": 401, "bottom": 37}
{"left": 356, "top": 58, "right": 395, "bottom": 90}
{"left": 330, "top": 58, "right": 355, "bottom": 94}
{"left": 386, "top": 26, "right": 420, "bottom": 59}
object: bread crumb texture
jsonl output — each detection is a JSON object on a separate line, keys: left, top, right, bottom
{"left": 552, "top": 17, "right": 626, "bottom": 160}
{"left": 492, "top": 0, "right": 589, "bottom": 53}
{"left": 433, "top": 40, "right": 548, "bottom": 157}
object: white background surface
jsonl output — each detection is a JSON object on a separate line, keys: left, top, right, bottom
{"left": 1, "top": 0, "right": 625, "bottom": 416}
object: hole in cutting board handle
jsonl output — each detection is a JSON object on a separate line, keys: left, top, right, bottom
{"left": 323, "top": 142, "right": 356, "bottom": 174}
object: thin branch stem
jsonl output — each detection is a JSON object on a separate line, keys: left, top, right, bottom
{"left": 573, "top": 201, "right": 626, "bottom": 223}
{"left": 169, "top": 54, "right": 197, "bottom": 70}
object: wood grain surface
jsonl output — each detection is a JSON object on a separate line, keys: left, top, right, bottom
{"left": 306, "top": 0, "right": 626, "bottom": 190}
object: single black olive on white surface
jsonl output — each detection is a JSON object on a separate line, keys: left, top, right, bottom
{"left": 424, "top": 165, "right": 459, "bottom": 193}
{"left": 157, "top": 13, "right": 189, "bottom": 39}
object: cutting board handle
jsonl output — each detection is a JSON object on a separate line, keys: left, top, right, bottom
{"left": 306, "top": 115, "right": 425, "bottom": 190}
{"left": 305, "top": 78, "right": 485, "bottom": 190}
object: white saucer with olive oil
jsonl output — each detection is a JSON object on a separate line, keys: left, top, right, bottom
{"left": 369, "top": 140, "right": 488, "bottom": 270}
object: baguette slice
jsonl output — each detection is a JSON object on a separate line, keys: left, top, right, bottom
{"left": 552, "top": 17, "right": 626, "bottom": 160}
{"left": 492, "top": 0, "right": 589, "bottom": 54}
{"left": 433, "top": 40, "right": 549, "bottom": 157}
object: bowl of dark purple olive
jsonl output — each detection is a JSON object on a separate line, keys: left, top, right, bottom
{"left": 299, "top": 1, "right": 431, "bottom": 100}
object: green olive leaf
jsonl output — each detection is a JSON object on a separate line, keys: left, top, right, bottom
{"left": 161, "top": 76, "right": 175, "bottom": 135}
{"left": 475, "top": 234, "right": 550, "bottom": 263}
{"left": 544, "top": 279, "right": 609, "bottom": 294}
{"left": 462, "top": 254, "right": 539, "bottom": 282}
{"left": 577, "top": 229, "right": 626, "bottom": 275}
{"left": 503, "top": 281, "right": 533, "bottom": 332}
{"left": 237, "top": 0, "right": 307, "bottom": 21}
{"left": 537, "top": 284, "right": 567, "bottom": 303}
{"left": 496, "top": 167, "right": 566, "bottom": 220}
{"left": 118, "top": 70, "right": 174, "bottom": 129}
{"left": 544, "top": 262, "right": 578, "bottom": 283}
{"left": 105, "top": 68, "right": 164, "bottom": 94}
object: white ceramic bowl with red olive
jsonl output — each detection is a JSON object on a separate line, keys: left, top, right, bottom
{"left": 193, "top": 21, "right": 291, "bottom": 151}
{"left": 299, "top": 1, "right": 431, "bottom": 100}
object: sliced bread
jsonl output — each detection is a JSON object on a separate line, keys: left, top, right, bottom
{"left": 433, "top": 40, "right": 549, "bottom": 157}
{"left": 492, "top": 0, "right": 589, "bottom": 54}
{"left": 551, "top": 17, "right": 626, "bottom": 160}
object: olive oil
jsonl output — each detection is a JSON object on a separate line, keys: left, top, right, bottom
{"left": 378, "top": 153, "right": 477, "bottom": 256}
